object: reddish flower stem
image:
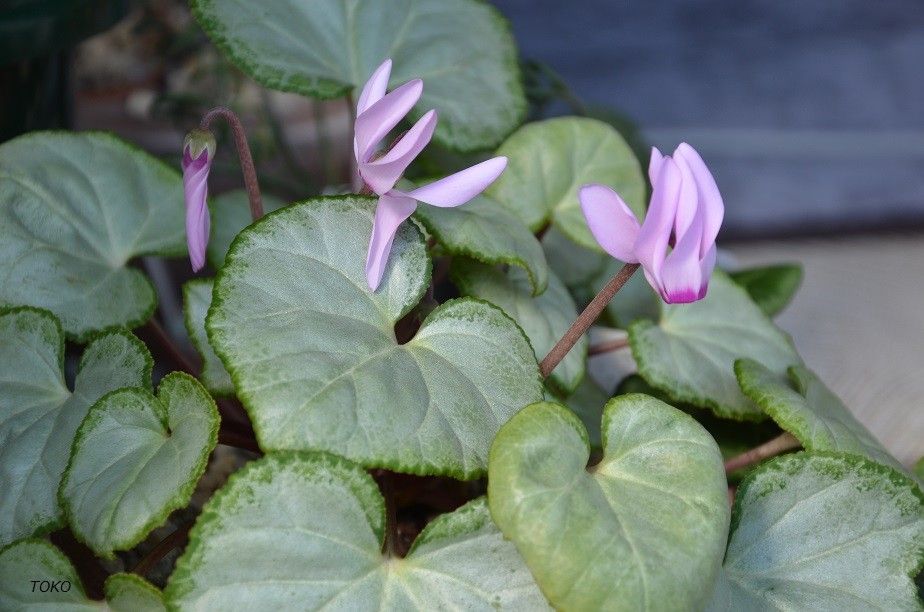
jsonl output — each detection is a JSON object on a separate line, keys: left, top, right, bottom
{"left": 132, "top": 523, "right": 192, "bottom": 576}
{"left": 723, "top": 432, "right": 801, "bottom": 473}
{"left": 200, "top": 107, "right": 264, "bottom": 221}
{"left": 540, "top": 263, "right": 639, "bottom": 378}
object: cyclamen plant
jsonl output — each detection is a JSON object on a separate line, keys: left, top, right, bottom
{"left": 0, "top": 1, "right": 921, "bottom": 611}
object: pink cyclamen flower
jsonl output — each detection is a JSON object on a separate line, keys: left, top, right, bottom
{"left": 182, "top": 129, "right": 216, "bottom": 272}
{"left": 355, "top": 59, "right": 508, "bottom": 290}
{"left": 580, "top": 143, "right": 724, "bottom": 303}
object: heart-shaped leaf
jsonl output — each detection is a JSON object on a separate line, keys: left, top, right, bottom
{"left": 0, "top": 539, "right": 165, "bottom": 611}
{"left": 735, "top": 359, "right": 906, "bottom": 473}
{"left": 166, "top": 452, "right": 549, "bottom": 610}
{"left": 190, "top": 0, "right": 525, "bottom": 152}
{"left": 60, "top": 372, "right": 219, "bottom": 556}
{"left": 183, "top": 279, "right": 233, "bottom": 396}
{"left": 488, "top": 395, "right": 729, "bottom": 611}
{"left": 708, "top": 452, "right": 924, "bottom": 611}
{"left": 207, "top": 190, "right": 286, "bottom": 270}
{"left": 207, "top": 197, "right": 542, "bottom": 478}
{"left": 629, "top": 272, "right": 801, "bottom": 420}
{"left": 0, "top": 307, "right": 152, "bottom": 547}
{"left": 729, "top": 264, "right": 803, "bottom": 317}
{"left": 415, "top": 193, "right": 548, "bottom": 295}
{"left": 0, "top": 132, "right": 185, "bottom": 341}
{"left": 487, "top": 117, "right": 646, "bottom": 251}
{"left": 452, "top": 259, "right": 584, "bottom": 394}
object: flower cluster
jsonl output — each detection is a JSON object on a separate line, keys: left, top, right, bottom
{"left": 181, "top": 59, "right": 724, "bottom": 303}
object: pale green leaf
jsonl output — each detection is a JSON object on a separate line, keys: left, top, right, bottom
{"left": 629, "top": 272, "right": 801, "bottom": 420}
{"left": 190, "top": 0, "right": 525, "bottom": 151}
{"left": 166, "top": 452, "right": 549, "bottom": 610}
{"left": 0, "top": 307, "right": 152, "bottom": 547}
{"left": 735, "top": 359, "right": 907, "bottom": 474}
{"left": 0, "top": 539, "right": 164, "bottom": 611}
{"left": 414, "top": 193, "right": 548, "bottom": 295}
{"left": 207, "top": 190, "right": 286, "bottom": 270}
{"left": 0, "top": 132, "right": 185, "bottom": 341}
{"left": 105, "top": 573, "right": 166, "bottom": 612}
{"left": 708, "top": 452, "right": 924, "bottom": 611}
{"left": 557, "top": 375, "right": 611, "bottom": 449}
{"left": 60, "top": 372, "right": 218, "bottom": 556}
{"left": 183, "top": 279, "right": 233, "bottom": 396}
{"left": 487, "top": 117, "right": 645, "bottom": 250}
{"left": 207, "top": 197, "right": 542, "bottom": 478}
{"left": 452, "top": 259, "right": 584, "bottom": 394}
{"left": 488, "top": 395, "right": 729, "bottom": 611}
{"left": 729, "top": 264, "right": 803, "bottom": 317}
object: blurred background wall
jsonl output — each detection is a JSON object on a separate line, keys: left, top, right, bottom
{"left": 497, "top": 0, "right": 924, "bottom": 237}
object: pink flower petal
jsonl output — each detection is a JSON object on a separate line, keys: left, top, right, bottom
{"left": 634, "top": 157, "right": 681, "bottom": 282}
{"left": 406, "top": 157, "right": 507, "bottom": 208}
{"left": 671, "top": 150, "right": 700, "bottom": 240}
{"left": 648, "top": 146, "right": 665, "bottom": 185}
{"left": 366, "top": 192, "right": 418, "bottom": 290}
{"left": 659, "top": 209, "right": 705, "bottom": 304}
{"left": 182, "top": 149, "right": 211, "bottom": 272}
{"left": 578, "top": 183, "right": 641, "bottom": 263}
{"left": 360, "top": 110, "right": 437, "bottom": 194}
{"left": 675, "top": 143, "right": 724, "bottom": 256}
{"left": 357, "top": 59, "right": 392, "bottom": 116}
{"left": 354, "top": 79, "right": 423, "bottom": 165}
{"left": 697, "top": 244, "right": 717, "bottom": 300}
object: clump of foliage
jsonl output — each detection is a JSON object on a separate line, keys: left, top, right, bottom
{"left": 0, "top": 1, "right": 921, "bottom": 611}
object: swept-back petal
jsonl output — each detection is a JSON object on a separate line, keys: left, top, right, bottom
{"left": 354, "top": 79, "right": 423, "bottom": 163}
{"left": 634, "top": 157, "right": 681, "bottom": 280}
{"left": 675, "top": 143, "right": 724, "bottom": 256}
{"left": 182, "top": 150, "right": 211, "bottom": 272}
{"left": 659, "top": 210, "right": 705, "bottom": 304}
{"left": 366, "top": 192, "right": 419, "bottom": 290}
{"left": 357, "top": 59, "right": 392, "bottom": 115}
{"left": 648, "top": 146, "right": 665, "bottom": 186}
{"left": 407, "top": 157, "right": 507, "bottom": 208}
{"left": 578, "top": 183, "right": 641, "bottom": 262}
{"left": 361, "top": 110, "right": 437, "bottom": 195}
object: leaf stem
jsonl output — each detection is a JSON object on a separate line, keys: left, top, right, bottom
{"left": 587, "top": 336, "right": 629, "bottom": 356}
{"left": 380, "top": 471, "right": 398, "bottom": 558}
{"left": 49, "top": 530, "right": 107, "bottom": 600}
{"left": 540, "top": 263, "right": 639, "bottom": 378}
{"left": 200, "top": 106, "right": 264, "bottom": 220}
{"left": 723, "top": 432, "right": 801, "bottom": 473}
{"left": 132, "top": 524, "right": 192, "bottom": 576}
{"left": 145, "top": 318, "right": 199, "bottom": 375}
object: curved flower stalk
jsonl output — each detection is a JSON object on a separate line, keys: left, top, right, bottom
{"left": 580, "top": 143, "right": 724, "bottom": 303}
{"left": 182, "top": 129, "right": 216, "bottom": 272}
{"left": 355, "top": 59, "right": 508, "bottom": 290}
{"left": 182, "top": 107, "right": 265, "bottom": 273}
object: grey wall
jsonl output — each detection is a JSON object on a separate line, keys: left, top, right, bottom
{"left": 494, "top": 0, "right": 924, "bottom": 236}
